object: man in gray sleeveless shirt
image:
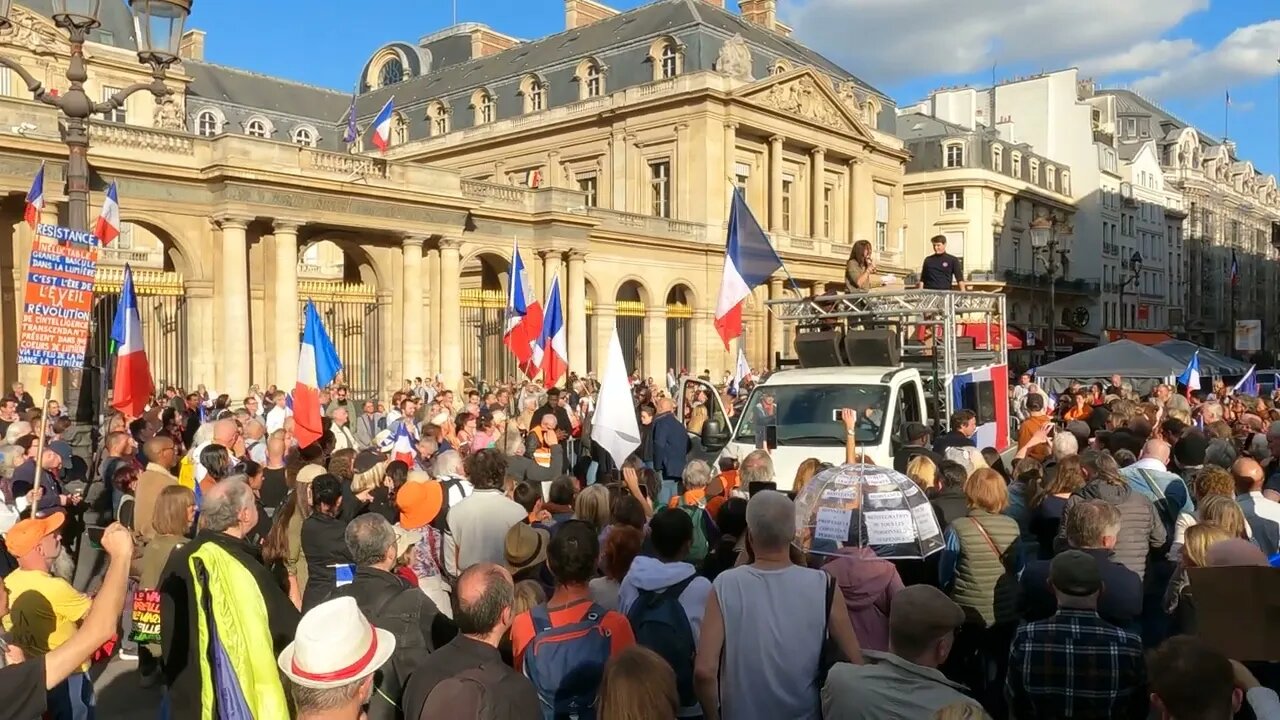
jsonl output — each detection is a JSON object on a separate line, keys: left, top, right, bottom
{"left": 693, "top": 491, "right": 863, "bottom": 720}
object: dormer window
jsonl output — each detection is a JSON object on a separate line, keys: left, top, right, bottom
{"left": 428, "top": 101, "right": 450, "bottom": 136}
{"left": 1012, "top": 151, "right": 1023, "bottom": 177}
{"left": 992, "top": 144, "right": 1003, "bottom": 172}
{"left": 1030, "top": 158, "right": 1041, "bottom": 184}
{"left": 245, "top": 117, "right": 271, "bottom": 138}
{"left": 473, "top": 89, "right": 495, "bottom": 125}
{"left": 576, "top": 58, "right": 605, "bottom": 99}
{"left": 291, "top": 126, "right": 317, "bottom": 147}
{"left": 944, "top": 142, "right": 964, "bottom": 168}
{"left": 378, "top": 57, "right": 404, "bottom": 88}
{"left": 521, "top": 75, "right": 546, "bottom": 113}
{"left": 661, "top": 44, "right": 678, "bottom": 79}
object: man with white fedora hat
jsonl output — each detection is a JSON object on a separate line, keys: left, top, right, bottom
{"left": 278, "top": 595, "right": 397, "bottom": 720}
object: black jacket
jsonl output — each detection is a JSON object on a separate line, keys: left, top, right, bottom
{"left": 402, "top": 635, "right": 540, "bottom": 720}
{"left": 159, "top": 531, "right": 300, "bottom": 720}
{"left": 1059, "top": 480, "right": 1166, "bottom": 581}
{"left": 329, "top": 566, "right": 458, "bottom": 720}
{"left": 1019, "top": 547, "right": 1143, "bottom": 631}
{"left": 930, "top": 486, "right": 969, "bottom": 535}
{"left": 932, "top": 431, "right": 976, "bottom": 455}
{"left": 301, "top": 511, "right": 352, "bottom": 611}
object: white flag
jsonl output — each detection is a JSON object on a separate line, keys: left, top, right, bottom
{"left": 591, "top": 326, "right": 641, "bottom": 467}
{"left": 732, "top": 345, "right": 752, "bottom": 391}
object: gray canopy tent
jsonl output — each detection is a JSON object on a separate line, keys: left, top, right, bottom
{"left": 1032, "top": 340, "right": 1183, "bottom": 394}
{"left": 1154, "top": 340, "right": 1251, "bottom": 378}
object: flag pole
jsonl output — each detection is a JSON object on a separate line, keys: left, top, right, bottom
{"left": 723, "top": 178, "right": 805, "bottom": 302}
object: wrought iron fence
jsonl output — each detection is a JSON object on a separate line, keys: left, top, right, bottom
{"left": 666, "top": 302, "right": 692, "bottom": 372}
{"left": 617, "top": 300, "right": 645, "bottom": 376}
{"left": 460, "top": 289, "right": 517, "bottom": 384}
{"left": 89, "top": 268, "right": 189, "bottom": 396}
{"left": 301, "top": 281, "right": 382, "bottom": 402}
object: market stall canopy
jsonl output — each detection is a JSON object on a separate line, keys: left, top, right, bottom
{"left": 1154, "top": 340, "right": 1252, "bottom": 377}
{"left": 1032, "top": 339, "right": 1183, "bottom": 393}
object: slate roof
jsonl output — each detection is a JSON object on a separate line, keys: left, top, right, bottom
{"left": 1102, "top": 89, "right": 1219, "bottom": 147}
{"left": 183, "top": 61, "right": 350, "bottom": 123}
{"left": 1116, "top": 141, "right": 1146, "bottom": 161}
{"left": 894, "top": 112, "right": 974, "bottom": 141}
{"left": 353, "top": 0, "right": 888, "bottom": 118}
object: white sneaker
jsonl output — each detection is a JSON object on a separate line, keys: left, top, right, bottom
{"left": 118, "top": 649, "right": 139, "bottom": 662}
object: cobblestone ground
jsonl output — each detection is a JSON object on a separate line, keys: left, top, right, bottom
{"left": 90, "top": 656, "right": 163, "bottom": 719}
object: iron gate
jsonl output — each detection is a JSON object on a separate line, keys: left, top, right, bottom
{"left": 460, "top": 289, "right": 516, "bottom": 384}
{"left": 617, "top": 300, "right": 645, "bottom": 377}
{"left": 302, "top": 281, "right": 382, "bottom": 402}
{"left": 666, "top": 303, "right": 692, "bottom": 373}
{"left": 89, "top": 268, "right": 189, "bottom": 396}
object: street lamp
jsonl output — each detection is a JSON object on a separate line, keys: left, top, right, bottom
{"left": 0, "top": 0, "right": 192, "bottom": 230}
{"left": 1030, "top": 213, "right": 1072, "bottom": 360}
{"left": 1118, "top": 250, "right": 1143, "bottom": 338}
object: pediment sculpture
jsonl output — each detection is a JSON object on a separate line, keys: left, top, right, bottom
{"left": 835, "top": 80, "right": 866, "bottom": 121}
{"left": 758, "top": 77, "right": 847, "bottom": 130}
{"left": 153, "top": 95, "right": 185, "bottom": 131}
{"left": 716, "top": 35, "right": 753, "bottom": 81}
{"left": 0, "top": 6, "right": 63, "bottom": 55}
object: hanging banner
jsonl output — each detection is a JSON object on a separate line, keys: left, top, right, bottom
{"left": 1235, "top": 320, "right": 1262, "bottom": 354}
{"left": 17, "top": 224, "right": 99, "bottom": 368}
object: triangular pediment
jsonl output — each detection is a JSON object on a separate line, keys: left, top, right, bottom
{"left": 732, "top": 68, "right": 875, "bottom": 142}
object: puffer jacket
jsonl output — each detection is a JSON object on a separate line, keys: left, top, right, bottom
{"left": 1059, "top": 479, "right": 1166, "bottom": 581}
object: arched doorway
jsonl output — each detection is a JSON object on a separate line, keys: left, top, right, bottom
{"left": 89, "top": 220, "right": 190, "bottom": 399}
{"left": 459, "top": 251, "right": 512, "bottom": 382}
{"left": 616, "top": 280, "right": 647, "bottom": 376}
{"left": 666, "top": 284, "right": 693, "bottom": 374}
{"left": 298, "top": 239, "right": 383, "bottom": 401}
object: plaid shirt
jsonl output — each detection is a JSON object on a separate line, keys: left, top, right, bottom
{"left": 1005, "top": 608, "right": 1147, "bottom": 720}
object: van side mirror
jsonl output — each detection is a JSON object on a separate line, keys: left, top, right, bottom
{"left": 701, "top": 419, "right": 729, "bottom": 451}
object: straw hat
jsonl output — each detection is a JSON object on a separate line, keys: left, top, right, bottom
{"left": 277, "top": 597, "right": 395, "bottom": 689}
{"left": 504, "top": 523, "right": 550, "bottom": 574}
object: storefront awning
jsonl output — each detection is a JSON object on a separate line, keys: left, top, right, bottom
{"left": 1106, "top": 330, "right": 1175, "bottom": 346}
{"left": 960, "top": 323, "right": 1023, "bottom": 350}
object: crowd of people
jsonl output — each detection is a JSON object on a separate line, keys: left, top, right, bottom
{"left": 0, "top": 367, "right": 1277, "bottom": 720}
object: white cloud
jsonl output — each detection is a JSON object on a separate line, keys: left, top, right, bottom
{"left": 1131, "top": 20, "right": 1280, "bottom": 99}
{"left": 1073, "top": 39, "right": 1199, "bottom": 75}
{"left": 782, "top": 0, "right": 1209, "bottom": 85}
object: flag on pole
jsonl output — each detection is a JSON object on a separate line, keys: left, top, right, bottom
{"left": 94, "top": 182, "right": 121, "bottom": 246}
{"left": 714, "top": 189, "right": 784, "bottom": 349}
{"left": 391, "top": 422, "right": 416, "bottom": 465}
{"left": 1178, "top": 350, "right": 1201, "bottom": 399}
{"left": 24, "top": 163, "right": 44, "bottom": 230}
{"left": 730, "top": 345, "right": 752, "bottom": 395}
{"left": 1233, "top": 365, "right": 1258, "bottom": 397}
{"left": 1230, "top": 250, "right": 1239, "bottom": 287}
{"left": 540, "top": 273, "right": 568, "bottom": 389}
{"left": 369, "top": 97, "right": 395, "bottom": 152}
{"left": 294, "top": 301, "right": 344, "bottom": 449}
{"left": 591, "top": 325, "right": 641, "bottom": 466}
{"left": 109, "top": 264, "right": 153, "bottom": 418}
{"left": 342, "top": 89, "right": 359, "bottom": 146}
{"left": 503, "top": 238, "right": 544, "bottom": 379}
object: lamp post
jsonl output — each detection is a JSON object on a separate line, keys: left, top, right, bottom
{"left": 1118, "top": 250, "right": 1143, "bottom": 339}
{"left": 1030, "top": 213, "right": 1072, "bottom": 360}
{"left": 0, "top": 0, "right": 193, "bottom": 231}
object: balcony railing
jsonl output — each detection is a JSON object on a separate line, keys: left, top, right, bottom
{"left": 585, "top": 207, "right": 707, "bottom": 242}
{"left": 1092, "top": 129, "right": 1115, "bottom": 146}
{"left": 990, "top": 269, "right": 1101, "bottom": 294}
{"left": 460, "top": 180, "right": 535, "bottom": 210}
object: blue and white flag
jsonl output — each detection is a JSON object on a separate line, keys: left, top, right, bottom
{"left": 1178, "top": 351, "right": 1201, "bottom": 397}
{"left": 1233, "top": 365, "right": 1258, "bottom": 397}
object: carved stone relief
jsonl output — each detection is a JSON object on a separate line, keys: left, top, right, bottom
{"left": 153, "top": 95, "right": 185, "bottom": 131}
{"left": 0, "top": 7, "right": 64, "bottom": 55}
{"left": 756, "top": 77, "right": 848, "bottom": 131}
{"left": 715, "top": 35, "right": 753, "bottom": 81}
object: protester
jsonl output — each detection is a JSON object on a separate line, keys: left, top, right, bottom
{"left": 1147, "top": 635, "right": 1280, "bottom": 720}
{"left": 446, "top": 448, "right": 526, "bottom": 571}
{"left": 1232, "top": 457, "right": 1280, "bottom": 556}
{"left": 590, "top": 524, "right": 643, "bottom": 611}
{"left": 1005, "top": 550, "right": 1147, "bottom": 719}
{"left": 598, "top": 645, "right": 681, "bottom": 720}
{"left": 136, "top": 484, "right": 195, "bottom": 686}
{"left": 301, "top": 473, "right": 353, "bottom": 610}
{"left": 278, "top": 596, "right": 395, "bottom": 720}
{"left": 822, "top": 585, "right": 975, "bottom": 718}
{"left": 695, "top": 491, "right": 862, "bottom": 720}
{"left": 1059, "top": 450, "right": 1165, "bottom": 580}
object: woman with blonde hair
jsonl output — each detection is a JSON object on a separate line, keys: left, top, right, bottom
{"left": 687, "top": 404, "right": 709, "bottom": 435}
{"left": 574, "top": 483, "right": 612, "bottom": 532}
{"left": 1166, "top": 523, "right": 1234, "bottom": 634}
{"left": 1196, "top": 494, "right": 1250, "bottom": 541}
{"left": 906, "top": 454, "right": 938, "bottom": 494}
{"left": 136, "top": 484, "right": 196, "bottom": 685}
{"left": 597, "top": 645, "right": 679, "bottom": 720}
{"left": 792, "top": 457, "right": 825, "bottom": 496}
{"left": 1170, "top": 467, "right": 1242, "bottom": 559}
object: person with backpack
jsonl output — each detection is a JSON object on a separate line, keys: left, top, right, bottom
{"left": 328, "top": 514, "right": 457, "bottom": 720}
{"left": 402, "top": 563, "right": 540, "bottom": 720}
{"left": 618, "top": 508, "right": 714, "bottom": 719}
{"left": 667, "top": 460, "right": 719, "bottom": 567}
{"left": 510, "top": 519, "right": 636, "bottom": 719}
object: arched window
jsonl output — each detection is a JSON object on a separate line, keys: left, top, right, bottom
{"left": 245, "top": 117, "right": 270, "bottom": 138}
{"left": 1061, "top": 171, "right": 1071, "bottom": 196}
{"left": 473, "top": 90, "right": 495, "bottom": 125}
{"left": 577, "top": 58, "right": 605, "bottom": 100}
{"left": 378, "top": 58, "right": 404, "bottom": 88}
{"left": 291, "top": 126, "right": 317, "bottom": 146}
{"left": 521, "top": 75, "right": 546, "bottom": 113}
{"left": 769, "top": 58, "right": 792, "bottom": 76}
{"left": 661, "top": 44, "right": 678, "bottom": 78}
{"left": 428, "top": 101, "right": 450, "bottom": 136}
{"left": 991, "top": 144, "right": 1003, "bottom": 172}
{"left": 196, "top": 109, "right": 220, "bottom": 137}
{"left": 391, "top": 112, "right": 408, "bottom": 145}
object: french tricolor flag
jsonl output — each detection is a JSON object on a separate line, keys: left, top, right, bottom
{"left": 369, "top": 97, "right": 395, "bottom": 153}
{"left": 952, "top": 365, "right": 1010, "bottom": 450}
{"left": 540, "top": 273, "right": 568, "bottom": 389}
{"left": 391, "top": 421, "right": 416, "bottom": 465}
{"left": 294, "top": 300, "right": 343, "bottom": 450}
{"left": 24, "top": 163, "right": 45, "bottom": 230}
{"left": 1178, "top": 350, "right": 1201, "bottom": 399}
{"left": 503, "top": 238, "right": 544, "bottom": 379}
{"left": 94, "top": 182, "right": 121, "bottom": 246}
{"left": 109, "top": 264, "right": 153, "bottom": 418}
{"left": 714, "top": 189, "right": 784, "bottom": 349}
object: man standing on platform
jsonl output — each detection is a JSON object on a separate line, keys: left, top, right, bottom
{"left": 918, "top": 235, "right": 966, "bottom": 291}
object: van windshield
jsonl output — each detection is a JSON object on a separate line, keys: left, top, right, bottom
{"left": 732, "top": 384, "right": 891, "bottom": 448}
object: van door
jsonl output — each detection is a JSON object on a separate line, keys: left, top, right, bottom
{"left": 677, "top": 375, "right": 733, "bottom": 456}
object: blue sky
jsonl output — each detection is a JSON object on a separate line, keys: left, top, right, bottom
{"left": 188, "top": 0, "right": 1279, "bottom": 176}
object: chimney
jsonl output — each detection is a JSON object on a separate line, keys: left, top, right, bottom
{"left": 178, "top": 29, "right": 204, "bottom": 61}
{"left": 470, "top": 26, "right": 519, "bottom": 58}
{"left": 565, "top": 0, "right": 617, "bottom": 30}
{"left": 737, "top": 0, "right": 776, "bottom": 31}
{"left": 700, "top": 0, "right": 725, "bottom": 6}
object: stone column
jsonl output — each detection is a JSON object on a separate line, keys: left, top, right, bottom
{"left": 401, "top": 236, "right": 425, "bottom": 382}
{"left": 426, "top": 245, "right": 441, "bottom": 375}
{"left": 541, "top": 249, "right": 563, "bottom": 300}
{"left": 273, "top": 220, "right": 301, "bottom": 389}
{"left": 692, "top": 310, "right": 714, "bottom": 380}
{"left": 724, "top": 121, "right": 738, "bottom": 223}
{"left": 438, "top": 239, "right": 462, "bottom": 388}
{"left": 890, "top": 179, "right": 905, "bottom": 258}
{"left": 186, "top": 280, "right": 217, "bottom": 387}
{"left": 547, "top": 150, "right": 561, "bottom": 188}
{"left": 810, "top": 147, "right": 826, "bottom": 238}
{"left": 850, "top": 158, "right": 874, "bottom": 243}
{"left": 377, "top": 290, "right": 396, "bottom": 399}
{"left": 644, "top": 305, "right": 668, "bottom": 381}
{"left": 768, "top": 135, "right": 784, "bottom": 232}
{"left": 217, "top": 216, "right": 251, "bottom": 396}
{"left": 594, "top": 303, "right": 617, "bottom": 374}
{"left": 767, "top": 277, "right": 783, "bottom": 365}
{"left": 566, "top": 250, "right": 588, "bottom": 375}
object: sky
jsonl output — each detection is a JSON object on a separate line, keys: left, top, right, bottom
{"left": 187, "top": 0, "right": 1280, "bottom": 176}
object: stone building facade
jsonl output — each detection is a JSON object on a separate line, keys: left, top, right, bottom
{"left": 0, "top": 0, "right": 910, "bottom": 401}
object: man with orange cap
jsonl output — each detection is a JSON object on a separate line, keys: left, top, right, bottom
{"left": 2, "top": 511, "right": 95, "bottom": 719}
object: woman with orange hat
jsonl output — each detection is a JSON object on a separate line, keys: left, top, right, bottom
{"left": 396, "top": 479, "right": 453, "bottom": 616}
